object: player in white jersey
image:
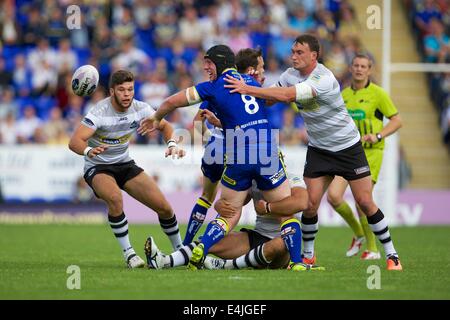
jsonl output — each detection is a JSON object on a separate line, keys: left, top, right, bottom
{"left": 145, "top": 172, "right": 323, "bottom": 271}
{"left": 68, "top": 70, "right": 185, "bottom": 269}
{"left": 224, "top": 34, "right": 402, "bottom": 271}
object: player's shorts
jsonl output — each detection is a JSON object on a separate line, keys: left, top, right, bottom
{"left": 303, "top": 141, "right": 371, "bottom": 181}
{"left": 240, "top": 228, "right": 271, "bottom": 249}
{"left": 201, "top": 136, "right": 225, "bottom": 183}
{"left": 364, "top": 148, "right": 383, "bottom": 183}
{"left": 83, "top": 160, "right": 144, "bottom": 197}
{"left": 220, "top": 151, "right": 287, "bottom": 191}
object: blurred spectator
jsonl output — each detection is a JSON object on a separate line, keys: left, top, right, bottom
{"left": 0, "top": 87, "right": 18, "bottom": 120}
{"left": 0, "top": 112, "right": 17, "bottom": 145}
{"left": 140, "top": 70, "right": 170, "bottom": 108}
{"left": 179, "top": 6, "right": 203, "bottom": 49}
{"left": 21, "top": 6, "right": 47, "bottom": 47}
{"left": 415, "top": 0, "right": 443, "bottom": 36}
{"left": 442, "top": 102, "right": 450, "bottom": 148}
{"left": 0, "top": 57, "right": 13, "bottom": 90}
{"left": 15, "top": 105, "right": 42, "bottom": 143}
{"left": 288, "top": 6, "right": 317, "bottom": 34}
{"left": 55, "top": 38, "right": 78, "bottom": 74}
{"left": 324, "top": 41, "right": 349, "bottom": 84}
{"left": 12, "top": 54, "right": 32, "bottom": 97}
{"left": 45, "top": 6, "right": 69, "bottom": 47}
{"left": 42, "top": 107, "right": 70, "bottom": 145}
{"left": 112, "top": 37, "right": 151, "bottom": 77}
{"left": 0, "top": 2, "right": 20, "bottom": 46}
{"left": 424, "top": 18, "right": 450, "bottom": 63}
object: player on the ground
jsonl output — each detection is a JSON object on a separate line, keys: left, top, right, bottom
{"left": 145, "top": 172, "right": 324, "bottom": 271}
{"left": 327, "top": 54, "right": 402, "bottom": 259}
{"left": 183, "top": 48, "right": 267, "bottom": 246}
{"left": 68, "top": 70, "right": 185, "bottom": 268}
{"left": 224, "top": 34, "right": 402, "bottom": 270}
{"left": 138, "top": 45, "right": 305, "bottom": 271}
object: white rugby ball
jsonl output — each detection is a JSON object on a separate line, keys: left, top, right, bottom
{"left": 71, "top": 65, "right": 99, "bottom": 97}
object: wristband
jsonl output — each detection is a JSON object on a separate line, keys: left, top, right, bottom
{"left": 167, "top": 139, "right": 177, "bottom": 148}
{"left": 265, "top": 202, "right": 271, "bottom": 214}
{"left": 83, "top": 147, "right": 93, "bottom": 157}
{"left": 376, "top": 133, "right": 382, "bottom": 142}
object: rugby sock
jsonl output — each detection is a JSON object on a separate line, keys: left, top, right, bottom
{"left": 183, "top": 197, "right": 211, "bottom": 245}
{"left": 225, "top": 244, "right": 271, "bottom": 269}
{"left": 281, "top": 218, "right": 302, "bottom": 263}
{"left": 159, "top": 215, "right": 183, "bottom": 250}
{"left": 200, "top": 217, "right": 229, "bottom": 254}
{"left": 108, "top": 212, "right": 133, "bottom": 257}
{"left": 367, "top": 209, "right": 397, "bottom": 258}
{"left": 301, "top": 215, "right": 318, "bottom": 259}
{"left": 161, "top": 243, "right": 196, "bottom": 268}
{"left": 359, "top": 215, "right": 378, "bottom": 252}
{"left": 335, "top": 202, "right": 364, "bottom": 238}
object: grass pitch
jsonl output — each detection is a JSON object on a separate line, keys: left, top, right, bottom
{"left": 0, "top": 224, "right": 449, "bottom": 300}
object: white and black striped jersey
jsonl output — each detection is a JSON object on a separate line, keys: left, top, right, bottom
{"left": 251, "top": 172, "right": 305, "bottom": 239}
{"left": 81, "top": 97, "right": 155, "bottom": 172}
{"left": 277, "top": 64, "right": 360, "bottom": 152}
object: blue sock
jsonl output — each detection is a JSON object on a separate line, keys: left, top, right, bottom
{"left": 281, "top": 218, "right": 302, "bottom": 264}
{"left": 183, "top": 197, "right": 211, "bottom": 245}
{"left": 200, "top": 218, "right": 229, "bottom": 254}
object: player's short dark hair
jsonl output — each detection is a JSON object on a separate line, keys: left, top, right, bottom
{"left": 351, "top": 53, "right": 373, "bottom": 68}
{"left": 109, "top": 70, "right": 134, "bottom": 88}
{"left": 294, "top": 34, "right": 320, "bottom": 58}
{"left": 235, "top": 47, "right": 263, "bottom": 73}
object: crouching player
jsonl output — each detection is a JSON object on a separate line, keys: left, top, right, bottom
{"left": 145, "top": 171, "right": 325, "bottom": 271}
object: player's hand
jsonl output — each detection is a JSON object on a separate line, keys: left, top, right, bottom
{"left": 214, "top": 199, "right": 237, "bottom": 219}
{"left": 165, "top": 145, "right": 186, "bottom": 159}
{"left": 362, "top": 134, "right": 378, "bottom": 144}
{"left": 200, "top": 109, "right": 222, "bottom": 128}
{"left": 254, "top": 200, "right": 269, "bottom": 216}
{"left": 224, "top": 74, "right": 249, "bottom": 94}
{"left": 88, "top": 145, "right": 108, "bottom": 158}
{"left": 138, "top": 116, "right": 159, "bottom": 136}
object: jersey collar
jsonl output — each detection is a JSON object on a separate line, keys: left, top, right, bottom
{"left": 351, "top": 79, "right": 371, "bottom": 92}
{"left": 222, "top": 67, "right": 237, "bottom": 74}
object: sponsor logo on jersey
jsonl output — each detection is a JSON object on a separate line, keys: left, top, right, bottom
{"left": 87, "top": 168, "right": 96, "bottom": 177}
{"left": 269, "top": 168, "right": 286, "bottom": 184}
{"left": 281, "top": 226, "right": 295, "bottom": 236}
{"left": 349, "top": 109, "right": 366, "bottom": 120}
{"left": 119, "top": 117, "right": 128, "bottom": 121}
{"left": 129, "top": 121, "right": 138, "bottom": 129}
{"left": 354, "top": 165, "right": 370, "bottom": 175}
{"left": 98, "top": 133, "right": 132, "bottom": 145}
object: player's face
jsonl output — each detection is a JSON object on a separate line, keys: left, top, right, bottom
{"left": 203, "top": 58, "right": 217, "bottom": 81}
{"left": 254, "top": 56, "right": 266, "bottom": 85}
{"left": 350, "top": 57, "right": 371, "bottom": 82}
{"left": 291, "top": 42, "right": 317, "bottom": 71}
{"left": 111, "top": 81, "right": 134, "bottom": 110}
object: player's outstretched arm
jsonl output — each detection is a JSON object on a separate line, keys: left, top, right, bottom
{"left": 138, "top": 90, "right": 190, "bottom": 136}
{"left": 68, "top": 124, "right": 108, "bottom": 158}
{"left": 255, "top": 187, "right": 308, "bottom": 216}
{"left": 224, "top": 74, "right": 297, "bottom": 103}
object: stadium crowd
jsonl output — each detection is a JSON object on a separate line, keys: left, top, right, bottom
{"left": 1, "top": 0, "right": 369, "bottom": 148}
{"left": 406, "top": 0, "right": 450, "bottom": 150}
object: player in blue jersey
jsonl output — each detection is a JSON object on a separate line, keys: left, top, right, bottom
{"left": 139, "top": 45, "right": 304, "bottom": 270}
{"left": 183, "top": 48, "right": 268, "bottom": 246}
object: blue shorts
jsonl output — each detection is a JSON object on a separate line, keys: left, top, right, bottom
{"left": 220, "top": 152, "right": 287, "bottom": 191}
{"left": 201, "top": 136, "right": 225, "bottom": 183}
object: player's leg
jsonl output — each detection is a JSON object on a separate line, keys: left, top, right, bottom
{"left": 183, "top": 168, "right": 220, "bottom": 245}
{"left": 145, "top": 235, "right": 197, "bottom": 269}
{"left": 348, "top": 176, "right": 402, "bottom": 270}
{"left": 302, "top": 175, "right": 334, "bottom": 263}
{"left": 327, "top": 176, "right": 365, "bottom": 257}
{"left": 358, "top": 149, "right": 382, "bottom": 260}
{"left": 91, "top": 173, "right": 144, "bottom": 268}
{"left": 124, "top": 171, "right": 182, "bottom": 250}
{"left": 188, "top": 185, "right": 249, "bottom": 270}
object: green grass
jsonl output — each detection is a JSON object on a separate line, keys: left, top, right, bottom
{"left": 0, "top": 224, "right": 449, "bottom": 300}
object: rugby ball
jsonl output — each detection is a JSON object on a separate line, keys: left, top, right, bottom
{"left": 71, "top": 65, "right": 99, "bottom": 97}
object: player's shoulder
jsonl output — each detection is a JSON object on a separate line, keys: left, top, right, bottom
{"left": 87, "top": 97, "right": 111, "bottom": 116}
{"left": 131, "top": 98, "right": 154, "bottom": 111}
{"left": 280, "top": 67, "right": 299, "bottom": 82}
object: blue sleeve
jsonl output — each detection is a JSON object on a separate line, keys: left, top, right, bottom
{"left": 195, "top": 81, "right": 214, "bottom": 101}
{"left": 199, "top": 101, "right": 209, "bottom": 110}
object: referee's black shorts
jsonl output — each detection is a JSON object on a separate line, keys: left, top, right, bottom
{"left": 303, "top": 141, "right": 371, "bottom": 181}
